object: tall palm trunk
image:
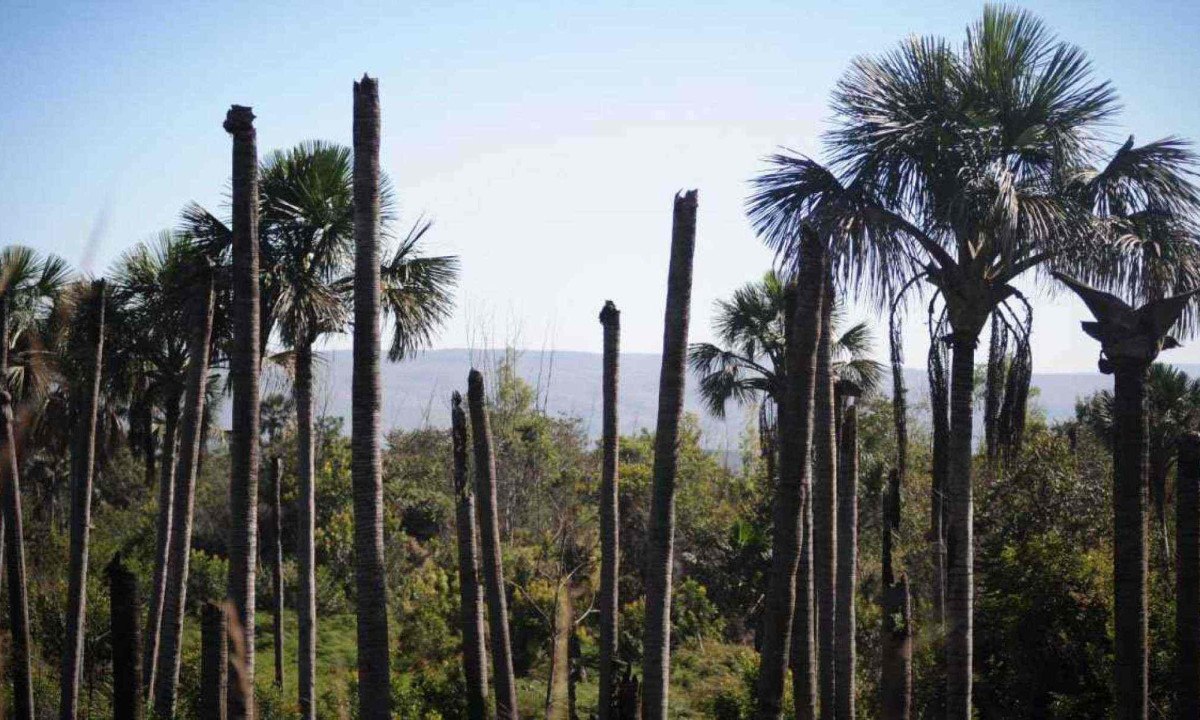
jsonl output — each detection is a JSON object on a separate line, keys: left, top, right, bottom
{"left": 351, "top": 75, "right": 391, "bottom": 720}
{"left": 0, "top": 390, "right": 34, "bottom": 720}
{"left": 467, "top": 370, "right": 519, "bottom": 720}
{"left": 108, "top": 556, "right": 142, "bottom": 720}
{"left": 151, "top": 272, "right": 214, "bottom": 720}
{"left": 200, "top": 603, "right": 228, "bottom": 720}
{"left": 60, "top": 280, "right": 106, "bottom": 720}
{"left": 294, "top": 340, "right": 317, "bottom": 720}
{"left": 641, "top": 190, "right": 698, "bottom": 720}
{"left": 791, "top": 480, "right": 816, "bottom": 720}
{"left": 944, "top": 335, "right": 977, "bottom": 719}
{"left": 880, "top": 469, "right": 911, "bottom": 720}
{"left": 270, "top": 455, "right": 285, "bottom": 690}
{"left": 451, "top": 392, "right": 488, "bottom": 719}
{"left": 545, "top": 586, "right": 573, "bottom": 720}
{"left": 223, "top": 104, "right": 261, "bottom": 720}
{"left": 144, "top": 387, "right": 181, "bottom": 696}
{"left": 1178, "top": 432, "right": 1200, "bottom": 719}
{"left": 755, "top": 231, "right": 825, "bottom": 719}
{"left": 598, "top": 300, "right": 620, "bottom": 720}
{"left": 835, "top": 396, "right": 860, "bottom": 720}
{"left": 1113, "top": 360, "right": 1149, "bottom": 720}
{"left": 813, "top": 275, "right": 837, "bottom": 720}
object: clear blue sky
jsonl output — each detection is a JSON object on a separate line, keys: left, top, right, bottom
{"left": 3, "top": 1, "right": 1200, "bottom": 372}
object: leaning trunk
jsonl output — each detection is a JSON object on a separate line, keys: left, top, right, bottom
{"left": 1, "top": 392, "right": 34, "bottom": 720}
{"left": 60, "top": 280, "right": 107, "bottom": 720}
{"left": 109, "top": 556, "right": 142, "bottom": 720}
{"left": 223, "top": 103, "right": 261, "bottom": 720}
{"left": 1113, "top": 362, "right": 1149, "bottom": 720}
{"left": 451, "top": 392, "right": 488, "bottom": 719}
{"left": 944, "top": 335, "right": 977, "bottom": 720}
{"left": 641, "top": 190, "right": 698, "bottom": 720}
{"left": 200, "top": 603, "right": 228, "bottom": 720}
{"left": 813, "top": 275, "right": 837, "bottom": 720}
{"left": 270, "top": 456, "right": 285, "bottom": 690}
{"left": 294, "top": 340, "right": 317, "bottom": 720}
{"left": 144, "top": 387, "right": 181, "bottom": 695}
{"left": 1177, "top": 432, "right": 1200, "bottom": 719}
{"left": 598, "top": 301, "right": 621, "bottom": 720}
{"left": 835, "top": 402, "right": 859, "bottom": 720}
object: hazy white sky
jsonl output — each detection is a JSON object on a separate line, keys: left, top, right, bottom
{"left": 3, "top": 1, "right": 1200, "bottom": 372}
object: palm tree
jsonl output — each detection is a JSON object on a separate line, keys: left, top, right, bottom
{"left": 880, "top": 469, "right": 912, "bottom": 720}
{"left": 598, "top": 300, "right": 620, "bottom": 720}
{"left": 223, "top": 103, "right": 261, "bottom": 720}
{"left": 59, "top": 279, "right": 106, "bottom": 720}
{"left": 747, "top": 9, "right": 1200, "bottom": 715}
{"left": 835, "top": 381, "right": 862, "bottom": 720}
{"left": 200, "top": 602, "right": 228, "bottom": 720}
{"left": 1178, "top": 432, "right": 1200, "bottom": 720}
{"left": 108, "top": 555, "right": 142, "bottom": 720}
{"left": 467, "top": 369, "right": 519, "bottom": 720}
{"left": 641, "top": 190, "right": 698, "bottom": 720}
{"left": 451, "top": 392, "right": 488, "bottom": 719}
{"left": 813, "top": 275, "right": 837, "bottom": 720}
{"left": 259, "top": 393, "right": 291, "bottom": 691}
{"left": 1, "top": 388, "right": 34, "bottom": 720}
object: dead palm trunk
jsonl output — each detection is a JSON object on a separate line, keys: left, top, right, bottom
{"left": 641, "top": 190, "right": 698, "bottom": 720}
{"left": 813, "top": 275, "right": 837, "bottom": 720}
{"left": 351, "top": 75, "right": 391, "bottom": 720}
{"left": 835, "top": 389, "right": 861, "bottom": 720}
{"left": 144, "top": 386, "right": 181, "bottom": 696}
{"left": 467, "top": 370, "right": 519, "bottom": 720}
{"left": 1177, "top": 432, "right": 1200, "bottom": 719}
{"left": 545, "top": 586, "right": 573, "bottom": 720}
{"left": 151, "top": 270, "right": 214, "bottom": 720}
{"left": 756, "top": 231, "right": 825, "bottom": 719}
{"left": 200, "top": 603, "right": 228, "bottom": 720}
{"left": 295, "top": 339, "right": 317, "bottom": 720}
{"left": 108, "top": 556, "right": 142, "bottom": 720}
{"left": 60, "top": 280, "right": 106, "bottom": 720}
{"left": 223, "top": 103, "right": 261, "bottom": 720}
{"left": 451, "top": 392, "right": 488, "bottom": 719}
{"left": 270, "top": 455, "right": 284, "bottom": 690}
{"left": 1, "top": 390, "right": 34, "bottom": 720}
{"left": 880, "top": 469, "right": 911, "bottom": 720}
{"left": 598, "top": 300, "right": 620, "bottom": 720}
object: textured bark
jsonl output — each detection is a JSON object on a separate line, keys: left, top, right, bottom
{"left": 200, "top": 603, "right": 228, "bottom": 720}
{"left": 791, "top": 481, "right": 816, "bottom": 720}
{"left": 109, "top": 557, "right": 142, "bottom": 720}
{"left": 451, "top": 392, "right": 489, "bottom": 719}
{"left": 813, "top": 275, "right": 837, "bottom": 720}
{"left": 294, "top": 340, "right": 317, "bottom": 720}
{"left": 835, "top": 400, "right": 859, "bottom": 720}
{"left": 223, "top": 103, "right": 260, "bottom": 720}
{"left": 880, "top": 469, "right": 912, "bottom": 720}
{"left": 151, "top": 274, "right": 214, "bottom": 720}
{"left": 468, "top": 370, "right": 519, "bottom": 719}
{"left": 641, "top": 190, "right": 698, "bottom": 720}
{"left": 756, "top": 232, "right": 824, "bottom": 719}
{"left": 944, "top": 336, "right": 976, "bottom": 719}
{"left": 1, "top": 391, "right": 34, "bottom": 720}
{"left": 983, "top": 312, "right": 1005, "bottom": 464}
{"left": 598, "top": 300, "right": 621, "bottom": 720}
{"left": 270, "top": 456, "right": 285, "bottom": 690}
{"left": 929, "top": 340, "right": 950, "bottom": 631}
{"left": 1113, "top": 362, "right": 1149, "bottom": 720}
{"left": 1178, "top": 432, "right": 1200, "bottom": 719}
{"left": 545, "top": 587, "right": 573, "bottom": 720}
{"left": 60, "top": 280, "right": 106, "bottom": 720}
{"left": 144, "top": 387, "right": 181, "bottom": 696}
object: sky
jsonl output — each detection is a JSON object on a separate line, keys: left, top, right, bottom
{"left": 3, "top": 0, "right": 1200, "bottom": 373}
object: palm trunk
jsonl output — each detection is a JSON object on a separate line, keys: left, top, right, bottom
{"left": 983, "top": 313, "right": 1005, "bottom": 464}
{"left": 143, "top": 386, "right": 181, "bottom": 696}
{"left": 880, "top": 469, "right": 911, "bottom": 720}
{"left": 791, "top": 485, "right": 816, "bottom": 720}
{"left": 1177, "top": 432, "right": 1200, "bottom": 719}
{"left": 545, "top": 586, "right": 573, "bottom": 720}
{"left": 944, "top": 336, "right": 976, "bottom": 720}
{"left": 223, "top": 104, "right": 261, "bottom": 720}
{"left": 270, "top": 455, "right": 285, "bottom": 690}
{"left": 929, "top": 340, "right": 949, "bottom": 631}
{"left": 451, "top": 392, "right": 488, "bottom": 720}
{"left": 1113, "top": 361, "right": 1149, "bottom": 720}
{"left": 756, "top": 232, "right": 825, "bottom": 719}
{"left": 60, "top": 280, "right": 106, "bottom": 720}
{"left": 351, "top": 75, "right": 391, "bottom": 720}
{"left": 151, "top": 273, "right": 214, "bottom": 720}
{"left": 1, "top": 391, "right": 34, "bottom": 720}
{"left": 598, "top": 301, "right": 620, "bottom": 720}
{"left": 1150, "top": 453, "right": 1172, "bottom": 571}
{"left": 835, "top": 400, "right": 859, "bottom": 720}
{"left": 294, "top": 340, "right": 317, "bottom": 720}
{"left": 200, "top": 602, "right": 228, "bottom": 720}
{"left": 641, "top": 190, "right": 698, "bottom": 720}
{"left": 108, "top": 556, "right": 142, "bottom": 720}
{"left": 813, "top": 276, "right": 837, "bottom": 720}
{"left": 468, "top": 370, "right": 519, "bottom": 720}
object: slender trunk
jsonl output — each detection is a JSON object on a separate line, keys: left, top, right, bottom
{"left": 1113, "top": 362, "right": 1149, "bottom": 720}
{"left": 1150, "top": 454, "right": 1172, "bottom": 571}
{"left": 468, "top": 370, "right": 519, "bottom": 720}
{"left": 880, "top": 469, "right": 911, "bottom": 720}
{"left": 109, "top": 556, "right": 142, "bottom": 720}
{"left": 270, "top": 456, "right": 284, "bottom": 690}
{"left": 143, "top": 387, "right": 181, "bottom": 696}
{"left": 451, "top": 392, "right": 488, "bottom": 719}
{"left": 223, "top": 104, "right": 260, "bottom": 720}
{"left": 944, "top": 335, "right": 976, "bottom": 720}
{"left": 1177, "top": 432, "right": 1200, "bottom": 719}
{"left": 151, "top": 273, "right": 214, "bottom": 720}
{"left": 545, "top": 586, "right": 573, "bottom": 720}
{"left": 200, "top": 603, "right": 228, "bottom": 720}
{"left": 756, "top": 232, "right": 825, "bottom": 719}
{"left": 641, "top": 190, "right": 698, "bottom": 720}
{"left": 983, "top": 313, "right": 1005, "bottom": 464}
{"left": 1, "top": 391, "right": 34, "bottom": 720}
{"left": 888, "top": 300, "right": 908, "bottom": 485}
{"left": 294, "top": 340, "right": 317, "bottom": 720}
{"left": 813, "top": 277, "right": 837, "bottom": 720}
{"left": 60, "top": 280, "right": 106, "bottom": 720}
{"left": 835, "top": 402, "right": 859, "bottom": 720}
{"left": 598, "top": 301, "right": 620, "bottom": 720}
{"left": 929, "top": 341, "right": 949, "bottom": 631}
{"left": 791, "top": 483, "right": 816, "bottom": 720}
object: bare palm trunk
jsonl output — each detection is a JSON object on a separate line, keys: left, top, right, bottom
{"left": 351, "top": 75, "right": 391, "bottom": 720}
{"left": 835, "top": 397, "right": 860, "bottom": 720}
{"left": 200, "top": 603, "right": 228, "bottom": 720}
{"left": 143, "top": 388, "right": 180, "bottom": 697}
{"left": 928, "top": 340, "right": 950, "bottom": 632}
{"left": 151, "top": 273, "right": 214, "bottom": 720}
{"left": 1113, "top": 361, "right": 1149, "bottom": 720}
{"left": 108, "top": 556, "right": 142, "bottom": 720}
{"left": 223, "top": 104, "right": 261, "bottom": 720}
{"left": 813, "top": 276, "right": 837, "bottom": 720}
{"left": 880, "top": 469, "right": 911, "bottom": 720}
{"left": 1178, "top": 432, "right": 1200, "bottom": 719}
{"left": 641, "top": 190, "right": 698, "bottom": 720}
{"left": 545, "top": 586, "right": 573, "bottom": 720}
{"left": 294, "top": 340, "right": 317, "bottom": 720}
{"left": 468, "top": 370, "right": 519, "bottom": 720}
{"left": 944, "top": 336, "right": 976, "bottom": 720}
{"left": 60, "top": 280, "right": 106, "bottom": 720}
{"left": 791, "top": 486, "right": 816, "bottom": 720}
{"left": 451, "top": 392, "right": 488, "bottom": 719}
{"left": 598, "top": 301, "right": 621, "bottom": 720}
{"left": 756, "top": 231, "right": 825, "bottom": 719}
{"left": 1, "top": 391, "right": 34, "bottom": 720}
{"left": 270, "top": 456, "right": 284, "bottom": 690}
